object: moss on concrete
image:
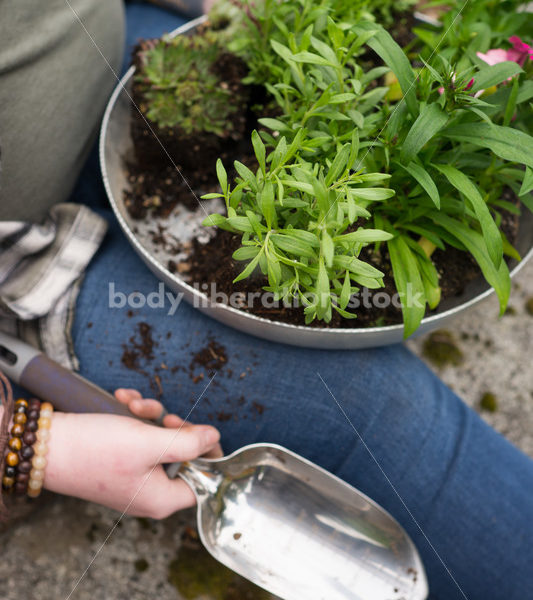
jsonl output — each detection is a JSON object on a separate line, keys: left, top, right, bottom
{"left": 134, "top": 558, "right": 150, "bottom": 573}
{"left": 422, "top": 330, "right": 464, "bottom": 368}
{"left": 480, "top": 392, "right": 499, "bottom": 413}
{"left": 168, "top": 535, "right": 275, "bottom": 599}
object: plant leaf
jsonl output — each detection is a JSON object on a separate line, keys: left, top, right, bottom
{"left": 260, "top": 181, "right": 276, "bottom": 228}
{"left": 316, "top": 257, "right": 331, "bottom": 320}
{"left": 251, "top": 130, "right": 266, "bottom": 175}
{"left": 501, "top": 231, "right": 521, "bottom": 262}
{"left": 400, "top": 104, "right": 448, "bottom": 164}
{"left": 281, "top": 179, "right": 314, "bottom": 195}
{"left": 519, "top": 167, "right": 533, "bottom": 197}
{"left": 325, "top": 144, "right": 350, "bottom": 186}
{"left": 291, "top": 51, "right": 335, "bottom": 66}
{"left": 321, "top": 230, "right": 334, "bottom": 267}
{"left": 233, "top": 250, "right": 262, "bottom": 283}
{"left": 334, "top": 229, "right": 393, "bottom": 243}
{"left": 333, "top": 255, "right": 385, "bottom": 278}
{"left": 270, "top": 39, "right": 295, "bottom": 65}
{"left": 310, "top": 35, "right": 340, "bottom": 65}
{"left": 347, "top": 130, "right": 360, "bottom": 171}
{"left": 387, "top": 235, "right": 426, "bottom": 338}
{"left": 271, "top": 233, "right": 317, "bottom": 259}
{"left": 349, "top": 188, "right": 395, "bottom": 201}
{"left": 358, "top": 23, "right": 417, "bottom": 116}
{"left": 442, "top": 123, "right": 533, "bottom": 169}
{"left": 216, "top": 159, "right": 227, "bottom": 195}
{"left": 430, "top": 212, "right": 510, "bottom": 313}
{"left": 201, "top": 213, "right": 235, "bottom": 231}
{"left": 467, "top": 106, "right": 493, "bottom": 126}
{"left": 233, "top": 246, "right": 260, "bottom": 261}
{"left": 226, "top": 216, "right": 254, "bottom": 233}
{"left": 519, "top": 192, "right": 533, "bottom": 212}
{"left": 234, "top": 161, "right": 257, "bottom": 191}
{"left": 434, "top": 164, "right": 502, "bottom": 267}
{"left": 312, "top": 176, "right": 330, "bottom": 215}
{"left": 280, "top": 228, "right": 320, "bottom": 247}
{"left": 266, "top": 248, "right": 282, "bottom": 288}
{"left": 258, "top": 117, "right": 289, "bottom": 132}
{"left": 471, "top": 61, "right": 523, "bottom": 93}
{"left": 399, "top": 162, "right": 440, "bottom": 208}
{"left": 270, "top": 136, "right": 288, "bottom": 170}
{"left": 340, "top": 272, "right": 352, "bottom": 310}
{"left": 504, "top": 76, "right": 519, "bottom": 127}
{"left": 330, "top": 93, "right": 356, "bottom": 104}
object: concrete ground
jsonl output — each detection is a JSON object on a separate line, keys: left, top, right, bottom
{"left": 408, "top": 259, "right": 533, "bottom": 457}
{"left": 1, "top": 261, "right": 531, "bottom": 600}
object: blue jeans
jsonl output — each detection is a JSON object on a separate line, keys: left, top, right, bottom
{"left": 72, "top": 3, "right": 533, "bottom": 599}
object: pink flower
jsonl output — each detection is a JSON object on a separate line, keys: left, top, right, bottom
{"left": 476, "top": 48, "right": 509, "bottom": 66}
{"left": 477, "top": 36, "right": 533, "bottom": 67}
{"left": 507, "top": 36, "right": 533, "bottom": 67}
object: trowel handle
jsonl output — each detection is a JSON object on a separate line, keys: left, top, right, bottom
{"left": 0, "top": 330, "right": 131, "bottom": 417}
{"left": 0, "top": 331, "right": 182, "bottom": 479}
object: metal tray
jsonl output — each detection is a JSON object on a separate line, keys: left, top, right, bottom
{"left": 99, "top": 16, "right": 533, "bottom": 349}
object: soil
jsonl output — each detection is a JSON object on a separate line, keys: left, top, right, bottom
{"left": 190, "top": 339, "right": 228, "bottom": 374}
{"left": 118, "top": 323, "right": 266, "bottom": 424}
{"left": 121, "top": 322, "right": 157, "bottom": 371}
{"left": 127, "top": 35, "right": 258, "bottom": 218}
{"left": 120, "top": 321, "right": 164, "bottom": 397}
{"left": 186, "top": 229, "right": 461, "bottom": 328}
{"left": 390, "top": 10, "right": 419, "bottom": 49}
{"left": 122, "top": 325, "right": 230, "bottom": 382}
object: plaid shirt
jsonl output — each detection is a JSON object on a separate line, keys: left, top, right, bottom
{"left": 0, "top": 204, "right": 107, "bottom": 370}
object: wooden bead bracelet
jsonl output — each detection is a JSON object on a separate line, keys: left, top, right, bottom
{"left": 2, "top": 398, "right": 29, "bottom": 492}
{"left": 28, "top": 402, "right": 53, "bottom": 498}
{"left": 1, "top": 398, "right": 53, "bottom": 498}
{"left": 18, "top": 398, "right": 42, "bottom": 496}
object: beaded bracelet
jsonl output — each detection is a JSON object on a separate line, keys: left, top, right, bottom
{"left": 27, "top": 402, "right": 53, "bottom": 499}
{"left": 16, "top": 399, "right": 42, "bottom": 496}
{"left": 1, "top": 398, "right": 29, "bottom": 492}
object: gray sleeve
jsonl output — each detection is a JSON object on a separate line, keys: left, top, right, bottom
{"left": 0, "top": 0, "right": 125, "bottom": 223}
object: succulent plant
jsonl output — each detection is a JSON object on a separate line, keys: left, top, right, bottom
{"left": 135, "top": 33, "right": 245, "bottom": 137}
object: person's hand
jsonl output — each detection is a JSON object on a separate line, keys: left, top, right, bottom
{"left": 44, "top": 394, "right": 222, "bottom": 518}
{"left": 115, "top": 387, "right": 181, "bottom": 425}
{"left": 115, "top": 388, "right": 222, "bottom": 458}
